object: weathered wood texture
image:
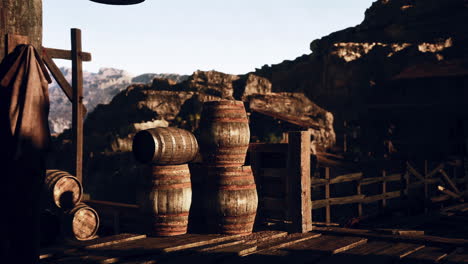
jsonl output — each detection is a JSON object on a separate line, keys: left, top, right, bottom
{"left": 0, "top": 0, "right": 42, "bottom": 62}
{"left": 400, "top": 246, "right": 450, "bottom": 264}
{"left": 42, "top": 47, "right": 91, "bottom": 61}
{"left": 39, "top": 229, "right": 465, "bottom": 264}
{"left": 132, "top": 127, "right": 199, "bottom": 165}
{"left": 250, "top": 141, "right": 464, "bottom": 228}
{"left": 286, "top": 131, "right": 312, "bottom": 233}
{"left": 62, "top": 203, "right": 99, "bottom": 241}
{"left": 313, "top": 160, "right": 465, "bottom": 224}
{"left": 44, "top": 170, "right": 83, "bottom": 210}
{"left": 314, "top": 226, "right": 468, "bottom": 247}
{"left": 47, "top": 233, "right": 245, "bottom": 263}
{"left": 139, "top": 164, "right": 192, "bottom": 236}
{"left": 205, "top": 166, "right": 258, "bottom": 235}
{"left": 42, "top": 49, "right": 74, "bottom": 102}
{"left": 71, "top": 28, "right": 84, "bottom": 183}
{"left": 199, "top": 100, "right": 250, "bottom": 166}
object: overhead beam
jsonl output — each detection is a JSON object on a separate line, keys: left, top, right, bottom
{"left": 42, "top": 47, "right": 91, "bottom": 62}
{"left": 42, "top": 50, "right": 88, "bottom": 115}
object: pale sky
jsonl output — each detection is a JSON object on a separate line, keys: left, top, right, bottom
{"left": 43, "top": 0, "right": 376, "bottom": 76}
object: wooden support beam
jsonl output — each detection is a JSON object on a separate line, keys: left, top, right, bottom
{"left": 427, "top": 163, "right": 444, "bottom": 178}
{"left": 382, "top": 170, "right": 387, "bottom": 208}
{"left": 42, "top": 48, "right": 88, "bottom": 113}
{"left": 42, "top": 47, "right": 91, "bottom": 61}
{"left": 325, "top": 167, "right": 331, "bottom": 224}
{"left": 357, "top": 181, "right": 363, "bottom": 217}
{"left": 406, "top": 162, "right": 426, "bottom": 182}
{"left": 312, "top": 191, "right": 401, "bottom": 209}
{"left": 71, "top": 28, "right": 84, "bottom": 183}
{"left": 424, "top": 161, "right": 428, "bottom": 213}
{"left": 286, "top": 131, "right": 312, "bottom": 233}
{"left": 42, "top": 50, "right": 74, "bottom": 101}
{"left": 437, "top": 186, "right": 464, "bottom": 202}
{"left": 439, "top": 168, "right": 462, "bottom": 195}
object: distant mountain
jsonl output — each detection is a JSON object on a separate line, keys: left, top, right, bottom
{"left": 132, "top": 73, "right": 188, "bottom": 84}
{"left": 48, "top": 67, "right": 186, "bottom": 134}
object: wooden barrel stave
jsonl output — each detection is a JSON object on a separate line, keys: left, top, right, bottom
{"left": 206, "top": 166, "right": 258, "bottom": 235}
{"left": 140, "top": 164, "right": 192, "bottom": 236}
{"left": 133, "top": 127, "right": 198, "bottom": 165}
{"left": 44, "top": 170, "right": 83, "bottom": 210}
{"left": 199, "top": 100, "right": 250, "bottom": 166}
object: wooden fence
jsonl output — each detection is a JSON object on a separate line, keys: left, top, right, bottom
{"left": 248, "top": 131, "right": 468, "bottom": 232}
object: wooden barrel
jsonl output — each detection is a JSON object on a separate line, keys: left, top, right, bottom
{"left": 206, "top": 166, "right": 258, "bottom": 235}
{"left": 140, "top": 164, "right": 192, "bottom": 236}
{"left": 44, "top": 170, "right": 83, "bottom": 210}
{"left": 133, "top": 127, "right": 199, "bottom": 165}
{"left": 199, "top": 100, "right": 250, "bottom": 166}
{"left": 62, "top": 203, "right": 100, "bottom": 241}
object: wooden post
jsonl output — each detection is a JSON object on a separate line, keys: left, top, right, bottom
{"left": 71, "top": 28, "right": 84, "bottom": 183}
{"left": 356, "top": 181, "right": 362, "bottom": 217}
{"left": 343, "top": 120, "right": 347, "bottom": 153}
{"left": 382, "top": 170, "right": 387, "bottom": 209}
{"left": 404, "top": 163, "right": 410, "bottom": 215}
{"left": 325, "top": 167, "right": 331, "bottom": 224}
{"left": 286, "top": 131, "right": 312, "bottom": 233}
{"left": 424, "top": 160, "right": 428, "bottom": 214}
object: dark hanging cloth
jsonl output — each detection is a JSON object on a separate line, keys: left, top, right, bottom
{"left": 0, "top": 44, "right": 52, "bottom": 264}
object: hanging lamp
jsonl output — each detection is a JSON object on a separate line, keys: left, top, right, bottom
{"left": 89, "top": 0, "right": 145, "bottom": 5}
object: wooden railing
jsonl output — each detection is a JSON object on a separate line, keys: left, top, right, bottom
{"left": 248, "top": 131, "right": 468, "bottom": 232}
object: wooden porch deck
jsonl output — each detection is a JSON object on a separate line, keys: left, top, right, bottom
{"left": 40, "top": 204, "right": 468, "bottom": 264}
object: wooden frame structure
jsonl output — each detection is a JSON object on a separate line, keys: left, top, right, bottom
{"left": 248, "top": 131, "right": 467, "bottom": 231}
{"left": 6, "top": 29, "right": 90, "bottom": 183}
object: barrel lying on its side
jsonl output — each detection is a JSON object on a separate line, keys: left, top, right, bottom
{"left": 44, "top": 170, "right": 83, "bottom": 210}
{"left": 62, "top": 203, "right": 100, "bottom": 241}
{"left": 199, "top": 100, "right": 250, "bottom": 167}
{"left": 205, "top": 165, "right": 258, "bottom": 235}
{"left": 139, "top": 164, "right": 192, "bottom": 236}
{"left": 133, "top": 127, "right": 199, "bottom": 165}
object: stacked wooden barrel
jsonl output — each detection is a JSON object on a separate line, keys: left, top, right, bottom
{"left": 41, "top": 170, "right": 99, "bottom": 243}
{"left": 133, "top": 127, "right": 197, "bottom": 236}
{"left": 199, "top": 100, "right": 258, "bottom": 235}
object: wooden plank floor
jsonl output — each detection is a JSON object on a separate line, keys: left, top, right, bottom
{"left": 40, "top": 204, "right": 468, "bottom": 264}
{"left": 39, "top": 230, "right": 468, "bottom": 264}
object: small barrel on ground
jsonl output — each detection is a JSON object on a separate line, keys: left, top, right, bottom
{"left": 132, "top": 127, "right": 199, "bottom": 165}
{"left": 62, "top": 203, "right": 100, "bottom": 241}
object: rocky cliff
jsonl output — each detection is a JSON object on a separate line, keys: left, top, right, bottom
{"left": 253, "top": 0, "right": 468, "bottom": 124}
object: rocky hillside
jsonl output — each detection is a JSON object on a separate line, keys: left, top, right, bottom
{"left": 48, "top": 67, "right": 188, "bottom": 133}
{"left": 253, "top": 0, "right": 468, "bottom": 124}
